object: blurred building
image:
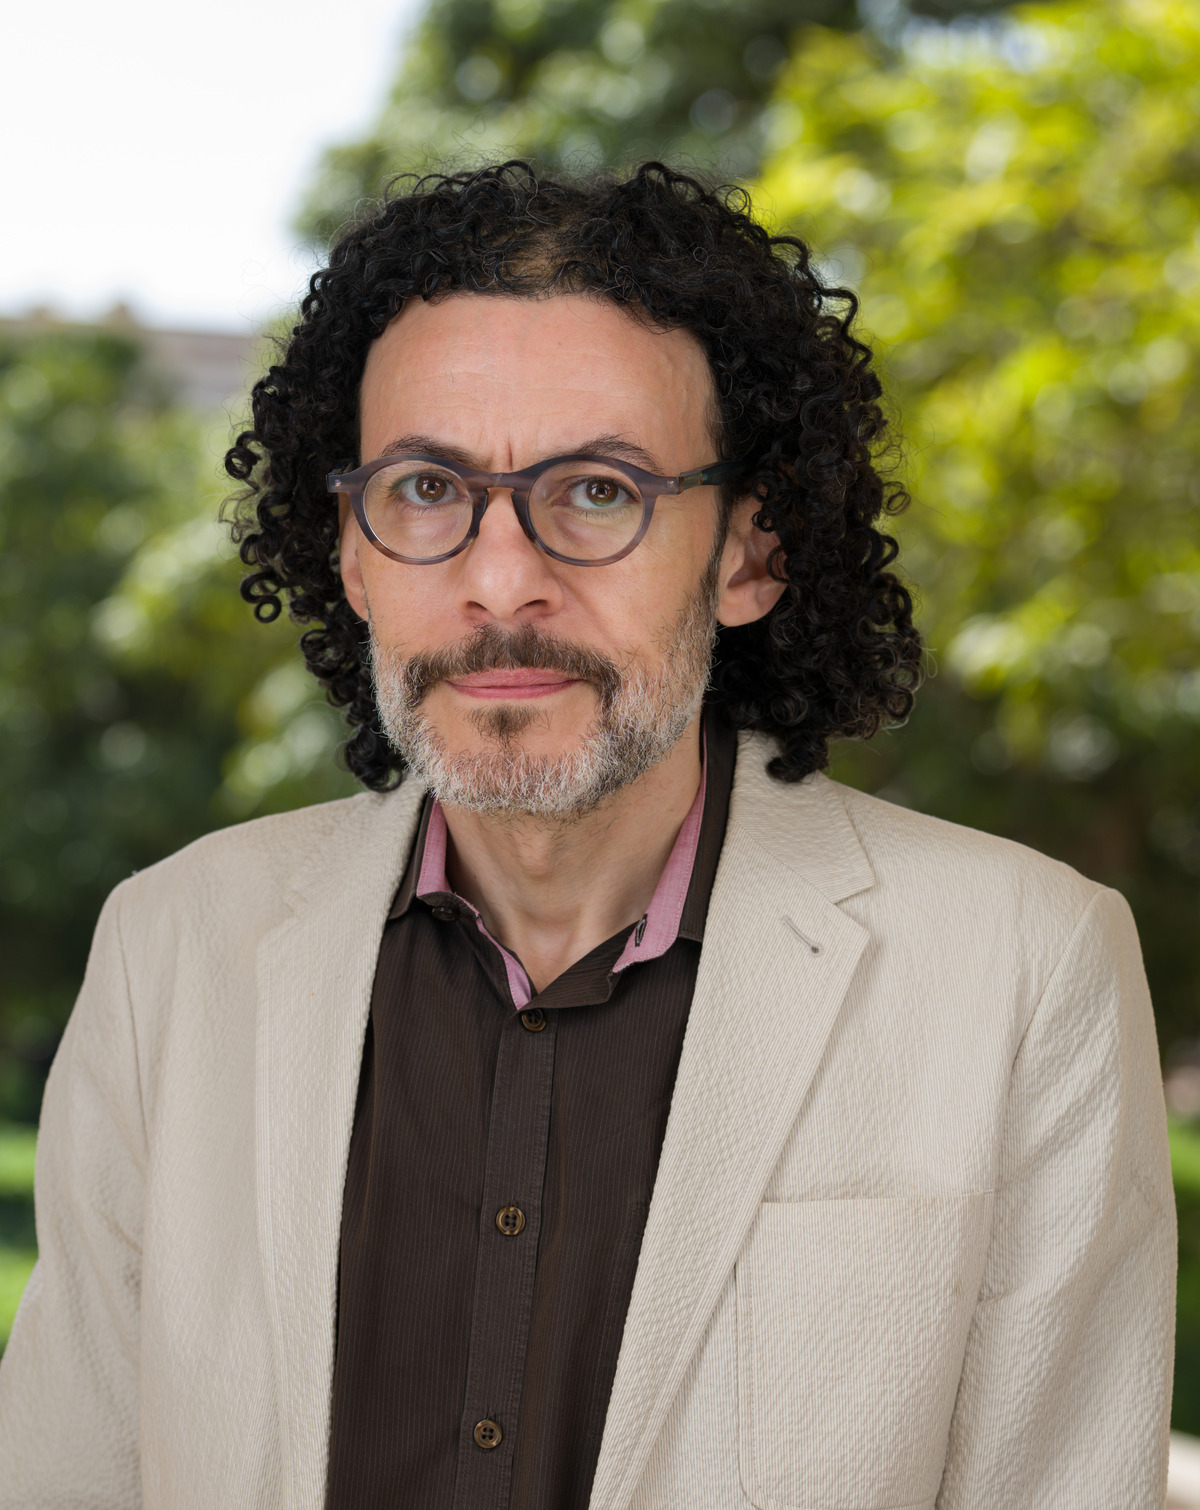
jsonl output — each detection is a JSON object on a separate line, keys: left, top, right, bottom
{"left": 0, "top": 303, "right": 260, "bottom": 411}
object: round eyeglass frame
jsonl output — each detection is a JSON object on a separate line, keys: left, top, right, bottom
{"left": 326, "top": 452, "right": 747, "bottom": 567}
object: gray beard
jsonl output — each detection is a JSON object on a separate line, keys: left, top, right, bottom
{"left": 370, "top": 558, "right": 721, "bottom": 822}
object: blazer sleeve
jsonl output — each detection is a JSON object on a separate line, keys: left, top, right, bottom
{"left": 0, "top": 883, "right": 145, "bottom": 1508}
{"left": 938, "top": 885, "right": 1176, "bottom": 1509}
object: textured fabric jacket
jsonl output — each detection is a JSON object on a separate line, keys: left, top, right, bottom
{"left": 0, "top": 733, "right": 1176, "bottom": 1509}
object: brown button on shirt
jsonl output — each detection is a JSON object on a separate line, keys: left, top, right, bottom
{"left": 325, "top": 713, "right": 737, "bottom": 1510}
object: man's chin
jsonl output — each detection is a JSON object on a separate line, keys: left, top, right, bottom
{"left": 433, "top": 684, "right": 596, "bottom": 742}
{"left": 412, "top": 744, "right": 617, "bottom": 822}
{"left": 395, "top": 704, "right": 665, "bottom": 820}
{"left": 439, "top": 699, "right": 595, "bottom": 757}
{"left": 436, "top": 727, "right": 594, "bottom": 770}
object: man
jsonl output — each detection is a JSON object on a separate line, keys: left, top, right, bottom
{"left": 0, "top": 163, "right": 1174, "bottom": 1508}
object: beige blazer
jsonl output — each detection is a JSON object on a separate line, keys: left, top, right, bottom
{"left": 0, "top": 734, "right": 1175, "bottom": 1509}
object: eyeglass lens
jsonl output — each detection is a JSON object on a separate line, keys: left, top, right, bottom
{"left": 361, "top": 458, "right": 647, "bottom": 562}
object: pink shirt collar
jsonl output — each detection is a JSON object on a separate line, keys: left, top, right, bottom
{"left": 415, "top": 737, "right": 709, "bottom": 1009}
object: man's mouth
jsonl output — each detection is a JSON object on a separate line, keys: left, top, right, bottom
{"left": 397, "top": 623, "right": 621, "bottom": 711}
{"left": 445, "top": 669, "right": 583, "bottom": 700}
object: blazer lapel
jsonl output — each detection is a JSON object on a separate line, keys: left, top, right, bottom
{"left": 255, "top": 783, "right": 426, "bottom": 1509}
{"left": 590, "top": 744, "right": 874, "bottom": 1510}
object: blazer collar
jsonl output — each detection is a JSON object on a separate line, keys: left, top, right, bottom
{"left": 725, "top": 731, "right": 875, "bottom": 904}
{"left": 255, "top": 781, "right": 426, "bottom": 1509}
{"left": 589, "top": 734, "right": 874, "bottom": 1510}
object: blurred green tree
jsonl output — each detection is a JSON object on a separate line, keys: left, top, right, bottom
{"left": 0, "top": 328, "right": 352, "bottom": 1122}
{"left": 757, "top": 0, "right": 1200, "bottom": 1054}
{"left": 298, "top": 0, "right": 1019, "bottom": 244}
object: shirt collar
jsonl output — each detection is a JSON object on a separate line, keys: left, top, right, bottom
{"left": 389, "top": 708, "right": 737, "bottom": 1002}
{"left": 609, "top": 736, "right": 707, "bottom": 973}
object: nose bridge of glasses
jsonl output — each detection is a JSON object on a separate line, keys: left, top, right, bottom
{"left": 480, "top": 463, "right": 538, "bottom": 497}
{"left": 477, "top": 479, "right": 524, "bottom": 512}
{"left": 474, "top": 477, "right": 541, "bottom": 546}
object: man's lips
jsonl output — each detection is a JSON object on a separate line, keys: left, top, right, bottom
{"left": 444, "top": 669, "right": 583, "bottom": 700}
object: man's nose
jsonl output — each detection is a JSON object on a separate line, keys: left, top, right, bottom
{"left": 453, "top": 486, "right": 564, "bottom": 624}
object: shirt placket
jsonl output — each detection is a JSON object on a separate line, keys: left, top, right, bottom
{"left": 452, "top": 1003, "right": 558, "bottom": 1510}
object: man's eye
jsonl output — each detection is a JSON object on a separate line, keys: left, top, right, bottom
{"left": 399, "top": 474, "right": 450, "bottom": 504}
{"left": 569, "top": 477, "right": 630, "bottom": 509}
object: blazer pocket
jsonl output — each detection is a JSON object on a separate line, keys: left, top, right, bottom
{"left": 736, "top": 1193, "right": 993, "bottom": 1510}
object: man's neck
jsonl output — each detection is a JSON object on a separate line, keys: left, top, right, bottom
{"left": 441, "top": 715, "right": 705, "bottom": 992}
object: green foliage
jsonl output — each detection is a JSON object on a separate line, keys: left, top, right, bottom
{"left": 298, "top": 0, "right": 1017, "bottom": 244}
{"left": 0, "top": 329, "right": 354, "bottom": 1122}
{"left": 760, "top": 0, "right": 1200, "bottom": 1050}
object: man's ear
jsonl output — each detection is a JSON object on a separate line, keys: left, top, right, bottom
{"left": 338, "top": 498, "right": 369, "bottom": 621}
{"left": 717, "top": 495, "right": 786, "bottom": 627}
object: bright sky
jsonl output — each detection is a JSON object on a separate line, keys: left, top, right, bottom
{"left": 1, "top": 0, "right": 422, "bottom": 333}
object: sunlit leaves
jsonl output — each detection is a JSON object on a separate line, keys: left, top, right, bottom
{"left": 760, "top": 0, "right": 1200, "bottom": 770}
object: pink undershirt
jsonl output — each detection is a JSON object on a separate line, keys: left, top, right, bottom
{"left": 415, "top": 742, "right": 708, "bottom": 1010}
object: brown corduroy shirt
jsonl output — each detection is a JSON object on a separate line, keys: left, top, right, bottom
{"left": 324, "top": 714, "right": 736, "bottom": 1510}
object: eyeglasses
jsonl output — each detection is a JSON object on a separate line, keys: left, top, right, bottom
{"left": 326, "top": 451, "right": 747, "bottom": 567}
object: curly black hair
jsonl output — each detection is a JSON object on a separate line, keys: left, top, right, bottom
{"left": 225, "top": 160, "right": 921, "bottom": 790}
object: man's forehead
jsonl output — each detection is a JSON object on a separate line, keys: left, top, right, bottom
{"left": 363, "top": 292, "right": 709, "bottom": 384}
{"left": 359, "top": 292, "right": 718, "bottom": 464}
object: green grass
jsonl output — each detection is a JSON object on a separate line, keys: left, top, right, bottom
{"left": 0, "top": 1123, "right": 36, "bottom": 1350}
{"left": 0, "top": 1248, "right": 36, "bottom": 1347}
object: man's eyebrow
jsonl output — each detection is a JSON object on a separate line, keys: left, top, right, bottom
{"left": 573, "top": 435, "right": 665, "bottom": 472}
{"left": 376, "top": 433, "right": 667, "bottom": 474}
{"left": 379, "top": 434, "right": 480, "bottom": 464}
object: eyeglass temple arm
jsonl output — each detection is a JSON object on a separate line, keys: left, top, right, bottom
{"left": 676, "top": 459, "right": 748, "bottom": 492}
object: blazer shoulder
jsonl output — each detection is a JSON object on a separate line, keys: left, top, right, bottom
{"left": 830, "top": 777, "right": 1104, "bottom": 924}
{"left": 731, "top": 735, "right": 1103, "bottom": 937}
{"left": 108, "top": 786, "right": 419, "bottom": 929}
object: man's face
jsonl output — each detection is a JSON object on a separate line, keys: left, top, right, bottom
{"left": 343, "top": 293, "right": 758, "bottom": 816}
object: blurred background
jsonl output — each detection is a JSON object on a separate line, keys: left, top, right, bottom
{"left": 2, "top": 0, "right": 1199, "bottom": 1443}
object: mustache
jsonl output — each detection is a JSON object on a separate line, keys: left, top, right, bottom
{"left": 398, "top": 624, "right": 623, "bottom": 709}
